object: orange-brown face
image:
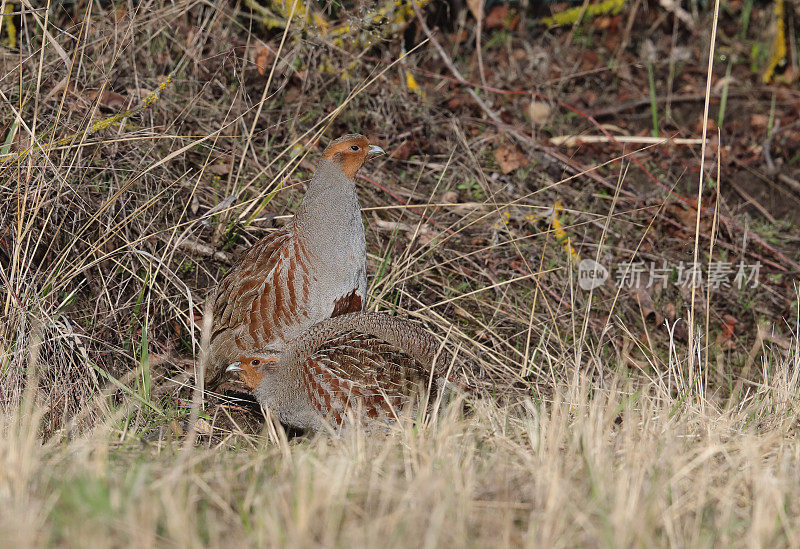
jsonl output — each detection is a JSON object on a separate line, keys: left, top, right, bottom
{"left": 322, "top": 134, "right": 382, "bottom": 179}
{"left": 228, "top": 355, "right": 278, "bottom": 391}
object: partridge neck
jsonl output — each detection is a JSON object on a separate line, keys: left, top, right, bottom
{"left": 294, "top": 159, "right": 361, "bottom": 242}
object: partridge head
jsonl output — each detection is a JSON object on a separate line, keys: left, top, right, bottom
{"left": 226, "top": 352, "right": 276, "bottom": 391}
{"left": 321, "top": 134, "right": 385, "bottom": 179}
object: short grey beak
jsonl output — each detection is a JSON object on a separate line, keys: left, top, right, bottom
{"left": 226, "top": 361, "right": 243, "bottom": 373}
{"left": 368, "top": 144, "right": 385, "bottom": 156}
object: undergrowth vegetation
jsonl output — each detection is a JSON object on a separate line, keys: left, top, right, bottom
{"left": 1, "top": 0, "right": 799, "bottom": 545}
{"left": 4, "top": 359, "right": 800, "bottom": 545}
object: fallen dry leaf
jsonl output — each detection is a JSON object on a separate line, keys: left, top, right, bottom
{"left": 254, "top": 44, "right": 274, "bottom": 75}
{"left": 485, "top": 5, "right": 519, "bottom": 29}
{"left": 663, "top": 302, "right": 688, "bottom": 341}
{"left": 86, "top": 89, "right": 127, "bottom": 110}
{"left": 716, "top": 314, "right": 738, "bottom": 348}
{"left": 417, "top": 231, "right": 439, "bottom": 246}
{"left": 208, "top": 163, "right": 231, "bottom": 176}
{"left": 776, "top": 66, "right": 799, "bottom": 85}
{"left": 114, "top": 5, "right": 128, "bottom": 22}
{"left": 580, "top": 50, "right": 600, "bottom": 71}
{"left": 693, "top": 118, "right": 718, "bottom": 134}
{"left": 177, "top": 238, "right": 233, "bottom": 263}
{"left": 665, "top": 202, "right": 714, "bottom": 234}
{"left": 630, "top": 286, "right": 661, "bottom": 324}
{"left": 665, "top": 302, "right": 676, "bottom": 321}
{"left": 595, "top": 15, "right": 620, "bottom": 31}
{"left": 447, "top": 91, "right": 478, "bottom": 113}
{"left": 494, "top": 145, "right": 528, "bottom": 174}
{"left": 373, "top": 218, "right": 439, "bottom": 245}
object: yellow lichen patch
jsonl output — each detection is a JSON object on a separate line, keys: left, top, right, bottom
{"left": 270, "top": 0, "right": 329, "bottom": 30}
{"left": 0, "top": 76, "right": 172, "bottom": 165}
{"left": 243, "top": 1, "right": 432, "bottom": 71}
{"left": 551, "top": 202, "right": 579, "bottom": 261}
{"left": 494, "top": 210, "right": 512, "bottom": 229}
{"left": 541, "top": 0, "right": 625, "bottom": 28}
{"left": 762, "top": 0, "right": 786, "bottom": 83}
{"left": 405, "top": 71, "right": 424, "bottom": 97}
{"left": 3, "top": 2, "right": 16, "bottom": 49}
{"left": 511, "top": 204, "right": 580, "bottom": 261}
{"left": 90, "top": 76, "right": 171, "bottom": 133}
{"left": 242, "top": 0, "right": 285, "bottom": 28}
{"left": 141, "top": 75, "right": 171, "bottom": 109}
{"left": 329, "top": 0, "right": 432, "bottom": 50}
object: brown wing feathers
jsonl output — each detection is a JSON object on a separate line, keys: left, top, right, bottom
{"left": 282, "top": 313, "right": 454, "bottom": 426}
{"left": 211, "top": 229, "right": 291, "bottom": 342}
{"left": 284, "top": 313, "right": 450, "bottom": 378}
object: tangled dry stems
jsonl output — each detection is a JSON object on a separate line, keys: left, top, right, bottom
{"left": 1, "top": 1, "right": 799, "bottom": 544}
{"left": 3, "top": 357, "right": 800, "bottom": 545}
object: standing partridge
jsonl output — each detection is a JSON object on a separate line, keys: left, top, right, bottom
{"left": 226, "top": 312, "right": 458, "bottom": 432}
{"left": 207, "top": 135, "right": 384, "bottom": 388}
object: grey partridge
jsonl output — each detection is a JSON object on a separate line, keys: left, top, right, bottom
{"left": 226, "top": 312, "right": 457, "bottom": 432}
{"left": 207, "top": 135, "right": 384, "bottom": 388}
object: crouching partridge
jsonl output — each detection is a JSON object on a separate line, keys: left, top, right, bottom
{"left": 207, "top": 134, "right": 384, "bottom": 388}
{"left": 226, "top": 312, "right": 458, "bottom": 432}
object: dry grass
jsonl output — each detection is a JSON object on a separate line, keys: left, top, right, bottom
{"left": 1, "top": 0, "right": 799, "bottom": 545}
{"left": 3, "top": 352, "right": 800, "bottom": 546}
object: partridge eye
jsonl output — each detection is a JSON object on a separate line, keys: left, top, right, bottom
{"left": 251, "top": 359, "right": 260, "bottom": 366}
{"left": 350, "top": 145, "right": 360, "bottom": 151}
